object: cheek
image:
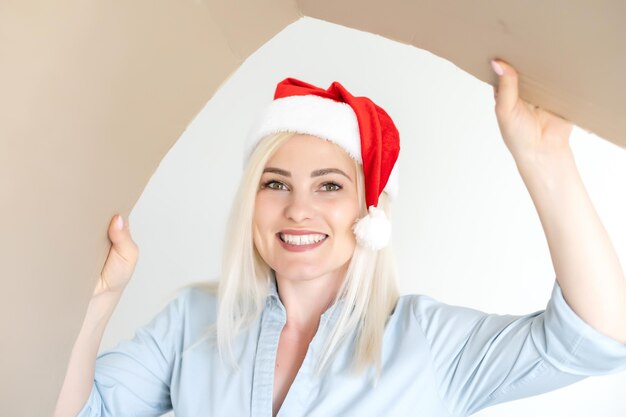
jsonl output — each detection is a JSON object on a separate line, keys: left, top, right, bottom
{"left": 253, "top": 192, "right": 288, "bottom": 248}
{"left": 252, "top": 219, "right": 274, "bottom": 269}
{"left": 253, "top": 196, "right": 274, "bottom": 248}
{"left": 253, "top": 193, "right": 274, "bottom": 225}
{"left": 327, "top": 198, "right": 359, "bottom": 236}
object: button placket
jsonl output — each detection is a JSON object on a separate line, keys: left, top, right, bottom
{"left": 251, "top": 298, "right": 286, "bottom": 417}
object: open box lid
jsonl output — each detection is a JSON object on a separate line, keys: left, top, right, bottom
{"left": 1, "top": 1, "right": 624, "bottom": 414}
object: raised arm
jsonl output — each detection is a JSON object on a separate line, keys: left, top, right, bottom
{"left": 491, "top": 59, "right": 626, "bottom": 344}
{"left": 54, "top": 215, "right": 139, "bottom": 417}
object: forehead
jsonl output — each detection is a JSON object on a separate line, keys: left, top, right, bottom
{"left": 266, "top": 134, "right": 356, "bottom": 171}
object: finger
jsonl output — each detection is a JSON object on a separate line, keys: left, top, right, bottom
{"left": 107, "top": 214, "right": 138, "bottom": 262}
{"left": 491, "top": 59, "right": 519, "bottom": 115}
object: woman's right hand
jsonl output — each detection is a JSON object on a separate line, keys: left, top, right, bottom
{"left": 94, "top": 214, "right": 139, "bottom": 297}
{"left": 54, "top": 214, "right": 139, "bottom": 417}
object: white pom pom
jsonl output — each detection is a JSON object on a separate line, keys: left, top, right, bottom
{"left": 353, "top": 206, "right": 391, "bottom": 251}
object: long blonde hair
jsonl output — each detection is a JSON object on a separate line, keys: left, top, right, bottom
{"left": 216, "top": 131, "right": 399, "bottom": 373}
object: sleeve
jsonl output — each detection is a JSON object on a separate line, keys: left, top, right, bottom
{"left": 76, "top": 289, "right": 193, "bottom": 417}
{"left": 412, "top": 280, "right": 626, "bottom": 417}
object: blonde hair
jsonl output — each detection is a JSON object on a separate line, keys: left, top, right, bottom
{"left": 216, "top": 131, "right": 399, "bottom": 374}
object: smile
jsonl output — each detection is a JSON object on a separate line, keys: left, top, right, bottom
{"left": 279, "top": 233, "right": 327, "bottom": 245}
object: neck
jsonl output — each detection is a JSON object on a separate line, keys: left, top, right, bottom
{"left": 274, "top": 272, "right": 344, "bottom": 334}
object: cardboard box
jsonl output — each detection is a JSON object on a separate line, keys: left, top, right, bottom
{"left": 1, "top": 1, "right": 624, "bottom": 415}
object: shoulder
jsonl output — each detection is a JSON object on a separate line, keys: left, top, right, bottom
{"left": 154, "top": 282, "right": 219, "bottom": 348}
{"left": 176, "top": 282, "right": 218, "bottom": 309}
{"left": 174, "top": 282, "right": 219, "bottom": 323}
{"left": 394, "top": 293, "right": 487, "bottom": 323}
{"left": 391, "top": 293, "right": 497, "bottom": 344}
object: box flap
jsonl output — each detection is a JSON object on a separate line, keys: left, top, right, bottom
{"left": 0, "top": 1, "right": 298, "bottom": 414}
{"left": 299, "top": 0, "right": 626, "bottom": 148}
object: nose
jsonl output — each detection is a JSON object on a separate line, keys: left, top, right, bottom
{"left": 284, "top": 189, "right": 314, "bottom": 223}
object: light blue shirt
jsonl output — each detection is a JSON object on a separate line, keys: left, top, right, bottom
{"left": 79, "top": 279, "right": 626, "bottom": 417}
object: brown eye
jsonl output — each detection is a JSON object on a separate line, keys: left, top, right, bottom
{"left": 262, "top": 180, "right": 288, "bottom": 191}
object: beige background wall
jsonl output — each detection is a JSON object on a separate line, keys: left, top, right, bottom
{"left": 107, "top": 18, "right": 626, "bottom": 417}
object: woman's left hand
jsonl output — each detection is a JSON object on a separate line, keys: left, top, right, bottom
{"left": 491, "top": 59, "right": 573, "bottom": 164}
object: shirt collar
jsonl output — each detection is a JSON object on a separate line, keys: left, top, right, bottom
{"left": 267, "top": 274, "right": 280, "bottom": 300}
{"left": 266, "top": 275, "right": 344, "bottom": 324}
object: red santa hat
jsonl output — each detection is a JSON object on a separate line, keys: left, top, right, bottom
{"left": 247, "top": 78, "right": 400, "bottom": 251}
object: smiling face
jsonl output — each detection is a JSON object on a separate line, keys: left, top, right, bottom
{"left": 253, "top": 134, "right": 361, "bottom": 285}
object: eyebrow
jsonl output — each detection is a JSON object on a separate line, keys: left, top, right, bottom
{"left": 262, "top": 167, "right": 352, "bottom": 182}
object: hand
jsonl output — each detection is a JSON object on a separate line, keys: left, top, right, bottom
{"left": 94, "top": 214, "right": 139, "bottom": 297}
{"left": 491, "top": 59, "right": 573, "bottom": 163}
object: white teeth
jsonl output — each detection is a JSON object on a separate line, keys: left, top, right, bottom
{"left": 280, "top": 233, "right": 326, "bottom": 245}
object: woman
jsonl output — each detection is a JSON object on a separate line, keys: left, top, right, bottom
{"left": 55, "top": 60, "right": 626, "bottom": 417}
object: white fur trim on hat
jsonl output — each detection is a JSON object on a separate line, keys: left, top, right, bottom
{"left": 247, "top": 95, "right": 361, "bottom": 161}
{"left": 246, "top": 95, "right": 399, "bottom": 200}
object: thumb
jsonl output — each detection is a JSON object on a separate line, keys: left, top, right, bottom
{"left": 491, "top": 59, "right": 519, "bottom": 116}
{"left": 108, "top": 214, "right": 139, "bottom": 263}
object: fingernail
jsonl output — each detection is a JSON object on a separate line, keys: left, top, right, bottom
{"left": 116, "top": 215, "right": 124, "bottom": 230}
{"left": 491, "top": 60, "right": 504, "bottom": 76}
